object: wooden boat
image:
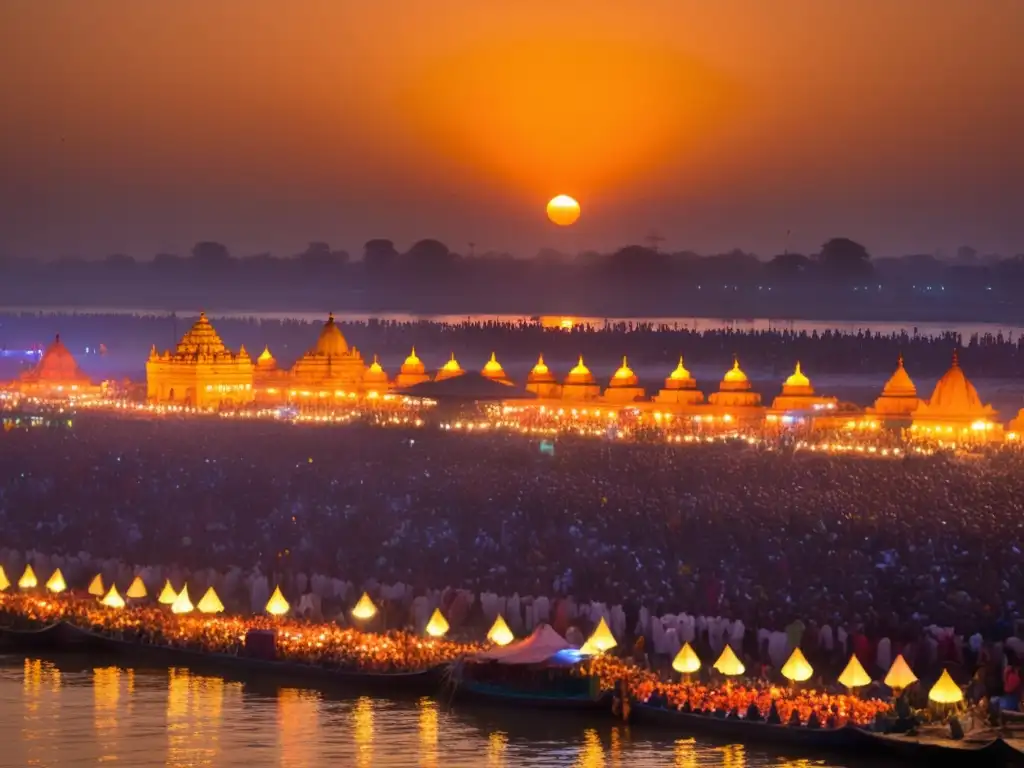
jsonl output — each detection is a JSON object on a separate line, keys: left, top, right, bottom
{"left": 0, "top": 623, "right": 71, "bottom": 653}
{"left": 631, "top": 702, "right": 1024, "bottom": 766}
{"left": 39, "top": 623, "right": 447, "bottom": 693}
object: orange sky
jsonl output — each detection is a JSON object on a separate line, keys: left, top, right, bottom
{"left": 1, "top": 0, "right": 1022, "bottom": 259}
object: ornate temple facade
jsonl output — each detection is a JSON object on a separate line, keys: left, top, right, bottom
{"left": 146, "top": 313, "right": 254, "bottom": 408}
{"left": 286, "top": 313, "right": 367, "bottom": 398}
{"left": 17, "top": 334, "right": 98, "bottom": 396}
{"left": 867, "top": 356, "right": 919, "bottom": 421}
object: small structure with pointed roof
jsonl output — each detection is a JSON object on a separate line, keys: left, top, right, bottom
{"left": 253, "top": 344, "right": 290, "bottom": 403}
{"left": 561, "top": 356, "right": 600, "bottom": 400}
{"left": 435, "top": 353, "right": 465, "bottom": 382}
{"left": 480, "top": 352, "right": 512, "bottom": 385}
{"left": 394, "top": 347, "right": 430, "bottom": 389}
{"left": 770, "top": 362, "right": 838, "bottom": 413}
{"left": 912, "top": 351, "right": 1000, "bottom": 439}
{"left": 18, "top": 334, "right": 96, "bottom": 396}
{"left": 708, "top": 358, "right": 761, "bottom": 409}
{"left": 603, "top": 356, "right": 645, "bottom": 403}
{"left": 362, "top": 355, "right": 390, "bottom": 395}
{"left": 288, "top": 312, "right": 367, "bottom": 397}
{"left": 868, "top": 355, "right": 919, "bottom": 420}
{"left": 654, "top": 356, "right": 704, "bottom": 406}
{"left": 146, "top": 312, "right": 254, "bottom": 408}
{"left": 525, "top": 354, "right": 560, "bottom": 398}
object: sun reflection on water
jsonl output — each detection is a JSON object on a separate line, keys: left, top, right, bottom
{"left": 352, "top": 696, "right": 375, "bottom": 768}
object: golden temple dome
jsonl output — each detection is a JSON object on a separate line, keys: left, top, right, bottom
{"left": 784, "top": 362, "right": 810, "bottom": 389}
{"left": 364, "top": 355, "right": 388, "bottom": 384}
{"left": 481, "top": 352, "right": 506, "bottom": 379}
{"left": 531, "top": 354, "right": 550, "bottom": 376}
{"left": 881, "top": 355, "right": 917, "bottom": 398}
{"left": 669, "top": 356, "right": 691, "bottom": 381}
{"left": 925, "top": 351, "right": 986, "bottom": 414}
{"left": 256, "top": 346, "right": 276, "bottom": 368}
{"left": 435, "top": 352, "right": 464, "bottom": 381}
{"left": 174, "top": 312, "right": 228, "bottom": 357}
{"left": 401, "top": 347, "right": 426, "bottom": 374}
{"left": 609, "top": 356, "right": 638, "bottom": 387}
{"left": 723, "top": 358, "right": 748, "bottom": 384}
{"left": 565, "top": 355, "right": 595, "bottom": 384}
{"left": 314, "top": 312, "right": 349, "bottom": 357}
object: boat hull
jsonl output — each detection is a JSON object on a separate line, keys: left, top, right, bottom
{"left": 449, "top": 680, "right": 612, "bottom": 712}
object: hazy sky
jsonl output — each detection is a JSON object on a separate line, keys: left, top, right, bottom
{"left": 2, "top": 1, "right": 1022, "bottom": 260}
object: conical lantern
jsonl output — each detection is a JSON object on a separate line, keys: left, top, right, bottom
{"left": 486, "top": 615, "right": 514, "bottom": 646}
{"left": 126, "top": 576, "right": 147, "bottom": 599}
{"left": 0, "top": 566, "right": 9, "bottom": 592}
{"left": 781, "top": 648, "right": 814, "bottom": 682}
{"left": 197, "top": 587, "right": 225, "bottom": 614}
{"left": 838, "top": 654, "right": 872, "bottom": 689}
{"left": 884, "top": 654, "right": 918, "bottom": 690}
{"left": 351, "top": 592, "right": 377, "bottom": 620}
{"left": 45, "top": 568, "right": 67, "bottom": 594}
{"left": 928, "top": 669, "right": 964, "bottom": 704}
{"left": 425, "top": 608, "right": 449, "bottom": 638}
{"left": 87, "top": 574, "right": 105, "bottom": 597}
{"left": 157, "top": 580, "right": 178, "bottom": 605}
{"left": 18, "top": 565, "right": 38, "bottom": 589}
{"left": 171, "top": 584, "right": 194, "bottom": 614}
{"left": 100, "top": 585, "right": 126, "bottom": 609}
{"left": 672, "top": 642, "right": 701, "bottom": 675}
{"left": 265, "top": 586, "right": 289, "bottom": 616}
{"left": 713, "top": 645, "right": 746, "bottom": 676}
{"left": 585, "top": 617, "right": 617, "bottom": 654}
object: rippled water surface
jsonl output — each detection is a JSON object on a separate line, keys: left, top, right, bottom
{"left": 0, "top": 656, "right": 877, "bottom": 768}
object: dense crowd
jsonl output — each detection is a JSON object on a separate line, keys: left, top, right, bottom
{"left": 2, "top": 413, "right": 1024, "bottom": 652}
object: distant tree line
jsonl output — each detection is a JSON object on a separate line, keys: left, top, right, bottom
{"left": 2, "top": 238, "right": 1023, "bottom": 320}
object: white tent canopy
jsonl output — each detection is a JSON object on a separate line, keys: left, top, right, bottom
{"left": 473, "top": 624, "right": 571, "bottom": 665}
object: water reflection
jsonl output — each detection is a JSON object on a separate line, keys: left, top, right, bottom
{"left": 277, "top": 687, "right": 320, "bottom": 768}
{"left": 20, "top": 658, "right": 61, "bottom": 767}
{"left": 674, "top": 738, "right": 698, "bottom": 768}
{"left": 575, "top": 728, "right": 605, "bottom": 767}
{"left": 721, "top": 744, "right": 747, "bottom": 768}
{"left": 418, "top": 697, "right": 439, "bottom": 768}
{"left": 94, "top": 667, "right": 121, "bottom": 760}
{"left": 487, "top": 731, "right": 507, "bottom": 767}
{"left": 352, "top": 696, "right": 375, "bottom": 768}
{"left": 166, "top": 667, "right": 237, "bottom": 767}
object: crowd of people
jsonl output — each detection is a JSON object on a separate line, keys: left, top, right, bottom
{"left": 2, "top": 412, "right": 1023, "bottom": 651}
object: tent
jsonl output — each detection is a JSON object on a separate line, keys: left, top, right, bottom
{"left": 474, "top": 624, "right": 571, "bottom": 665}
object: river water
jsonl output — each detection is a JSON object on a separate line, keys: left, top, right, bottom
{"left": 0, "top": 656, "right": 875, "bottom": 768}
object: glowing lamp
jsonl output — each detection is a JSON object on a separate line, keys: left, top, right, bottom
{"left": 838, "top": 654, "right": 872, "bottom": 689}
{"left": 351, "top": 592, "right": 378, "bottom": 621}
{"left": 425, "top": 608, "right": 449, "bottom": 638}
{"left": 884, "top": 654, "right": 918, "bottom": 690}
{"left": 486, "top": 615, "right": 514, "bottom": 646}
{"left": 157, "top": 580, "right": 178, "bottom": 605}
{"left": 87, "top": 574, "right": 106, "bottom": 597}
{"left": 583, "top": 617, "right": 617, "bottom": 654}
{"left": 18, "top": 565, "right": 38, "bottom": 590}
{"left": 781, "top": 648, "right": 814, "bottom": 682}
{"left": 713, "top": 645, "right": 745, "bottom": 676}
{"left": 100, "top": 585, "right": 126, "bottom": 609}
{"left": 126, "top": 576, "right": 148, "bottom": 599}
{"left": 579, "top": 638, "right": 598, "bottom": 656}
{"left": 672, "top": 642, "right": 701, "bottom": 675}
{"left": 0, "top": 566, "right": 9, "bottom": 592}
{"left": 265, "top": 586, "right": 290, "bottom": 617}
{"left": 171, "top": 585, "right": 194, "bottom": 614}
{"left": 45, "top": 568, "right": 67, "bottom": 594}
{"left": 928, "top": 669, "right": 964, "bottom": 704}
{"left": 197, "top": 587, "right": 225, "bottom": 614}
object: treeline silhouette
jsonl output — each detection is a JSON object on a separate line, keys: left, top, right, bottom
{"left": 2, "top": 238, "right": 1022, "bottom": 321}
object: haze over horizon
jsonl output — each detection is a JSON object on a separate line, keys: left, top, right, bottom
{"left": 2, "top": 0, "right": 1022, "bottom": 262}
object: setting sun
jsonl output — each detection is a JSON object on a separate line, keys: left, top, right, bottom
{"left": 546, "top": 195, "right": 581, "bottom": 227}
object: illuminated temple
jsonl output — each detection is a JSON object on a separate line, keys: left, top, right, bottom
{"left": 146, "top": 313, "right": 254, "bottom": 408}
{"left": 561, "top": 356, "right": 601, "bottom": 400}
{"left": 868, "top": 356, "right": 919, "bottom": 420}
{"left": 653, "top": 357, "right": 704, "bottom": 406}
{"left": 287, "top": 313, "right": 367, "bottom": 397}
{"left": 911, "top": 352, "right": 1000, "bottom": 439}
{"left": 394, "top": 348, "right": 430, "bottom": 389}
{"left": 525, "top": 355, "right": 560, "bottom": 398}
{"left": 770, "top": 362, "right": 837, "bottom": 413}
{"left": 17, "top": 334, "right": 98, "bottom": 396}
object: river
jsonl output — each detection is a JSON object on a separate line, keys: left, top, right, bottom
{"left": 0, "top": 656, "right": 877, "bottom": 767}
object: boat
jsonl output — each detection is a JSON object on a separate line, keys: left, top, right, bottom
{"left": 631, "top": 701, "right": 1024, "bottom": 766}
{"left": 8, "top": 621, "right": 446, "bottom": 693}
{"left": 447, "top": 624, "right": 610, "bottom": 713}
